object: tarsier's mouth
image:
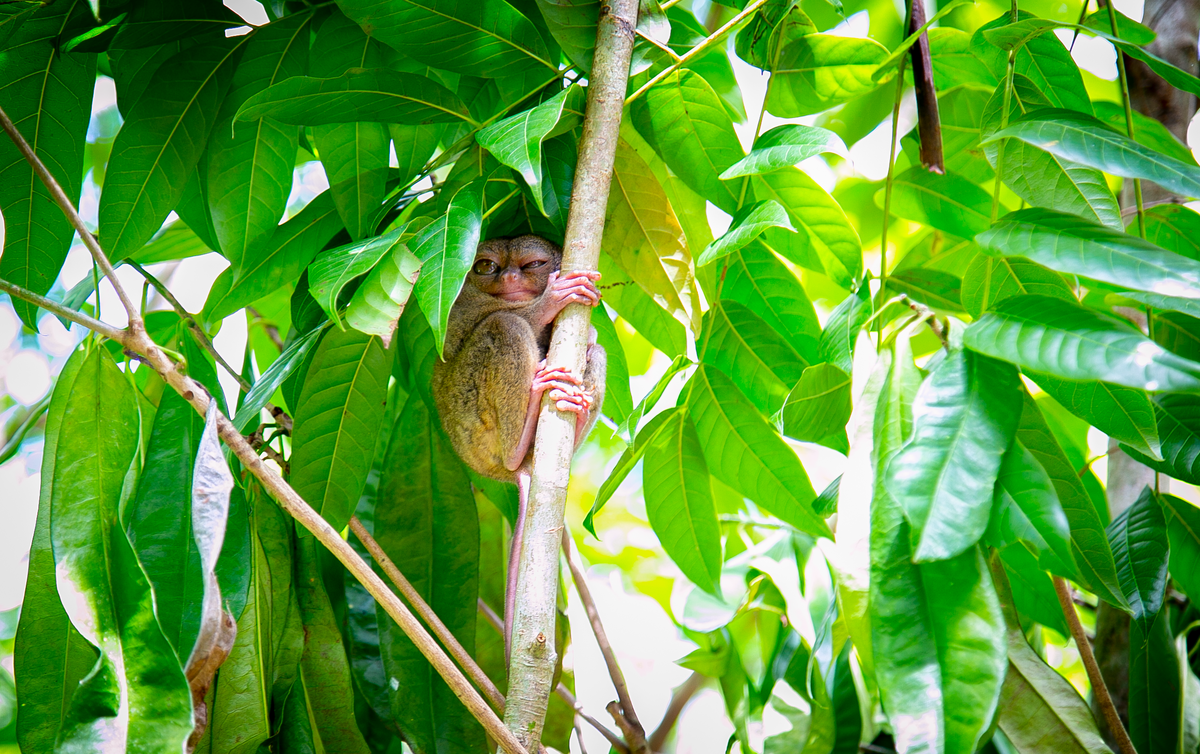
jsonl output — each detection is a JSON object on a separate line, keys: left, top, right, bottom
{"left": 497, "top": 291, "right": 538, "bottom": 302}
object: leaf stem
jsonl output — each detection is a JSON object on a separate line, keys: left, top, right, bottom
{"left": 1103, "top": 0, "right": 1146, "bottom": 237}
{"left": 990, "top": 51, "right": 1017, "bottom": 223}
{"left": 877, "top": 54, "right": 908, "bottom": 347}
{"left": 1052, "top": 576, "right": 1138, "bottom": 754}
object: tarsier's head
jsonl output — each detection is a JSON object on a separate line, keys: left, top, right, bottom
{"left": 469, "top": 235, "right": 562, "bottom": 303}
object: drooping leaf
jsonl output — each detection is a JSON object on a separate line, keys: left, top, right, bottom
{"left": 630, "top": 69, "right": 745, "bottom": 214}
{"left": 643, "top": 409, "right": 722, "bottom": 595}
{"left": 887, "top": 167, "right": 993, "bottom": 239}
{"left": 585, "top": 407, "right": 682, "bottom": 535}
{"left": 767, "top": 34, "right": 891, "bottom": 117}
{"left": 960, "top": 253, "right": 1075, "bottom": 319}
{"left": 597, "top": 254, "right": 689, "bottom": 358}
{"left": 817, "top": 284, "right": 871, "bottom": 376}
{"left": 1129, "top": 609, "right": 1182, "bottom": 754}
{"left": 718, "top": 241, "right": 822, "bottom": 359}
{"left": 590, "top": 305, "right": 634, "bottom": 426}
{"left": 334, "top": 0, "right": 558, "bottom": 78}
{"left": 970, "top": 14, "right": 1092, "bottom": 113}
{"left": 698, "top": 201, "right": 795, "bottom": 267}
{"left": 412, "top": 180, "right": 484, "bottom": 356}
{"left": 966, "top": 294, "right": 1200, "bottom": 392}
{"left": 1094, "top": 101, "right": 1196, "bottom": 167}
{"left": 308, "top": 225, "right": 413, "bottom": 326}
{"left": 1159, "top": 494, "right": 1200, "bottom": 602}
{"left": 684, "top": 365, "right": 828, "bottom": 538}
{"left": 781, "top": 363, "right": 852, "bottom": 445}
{"left": 754, "top": 168, "right": 863, "bottom": 289}
{"left": 996, "top": 543, "right": 1070, "bottom": 635}
{"left": 289, "top": 328, "right": 391, "bottom": 531}
{"left": 992, "top": 439, "right": 1078, "bottom": 578}
{"left": 0, "top": 0, "right": 96, "bottom": 328}
{"left": 888, "top": 348, "right": 1024, "bottom": 561}
{"left": 1026, "top": 371, "right": 1161, "bottom": 461}
{"left": 345, "top": 243, "right": 422, "bottom": 345}
{"left": 99, "top": 38, "right": 242, "bottom": 261}
{"left": 700, "top": 301, "right": 807, "bottom": 417}
{"left": 720, "top": 124, "right": 848, "bottom": 179}
{"left": 1106, "top": 486, "right": 1169, "bottom": 627}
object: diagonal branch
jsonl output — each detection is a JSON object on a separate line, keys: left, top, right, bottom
{"left": 0, "top": 102, "right": 529, "bottom": 754}
{"left": 0, "top": 277, "right": 126, "bottom": 342}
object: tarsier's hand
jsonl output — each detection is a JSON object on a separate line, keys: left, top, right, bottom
{"left": 538, "top": 270, "right": 601, "bottom": 326}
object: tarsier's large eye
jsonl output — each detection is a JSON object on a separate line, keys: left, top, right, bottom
{"left": 522, "top": 259, "right": 547, "bottom": 270}
{"left": 472, "top": 259, "right": 499, "bottom": 275}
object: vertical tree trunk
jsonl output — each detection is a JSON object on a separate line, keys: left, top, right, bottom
{"left": 502, "top": 1, "right": 638, "bottom": 750}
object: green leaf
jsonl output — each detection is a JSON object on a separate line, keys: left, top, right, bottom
{"left": 99, "top": 38, "right": 242, "bottom": 261}
{"left": 872, "top": 0, "right": 976, "bottom": 77}
{"left": 965, "top": 294, "right": 1200, "bottom": 392}
{"left": 1093, "top": 101, "right": 1196, "bottom": 167}
{"left": 990, "top": 442, "right": 1077, "bottom": 580}
{"left": 295, "top": 537, "right": 372, "bottom": 754}
{"left": 1082, "top": 8, "right": 1155, "bottom": 45}
{"left": 124, "top": 389, "right": 205, "bottom": 655}
{"left": 375, "top": 397, "right": 485, "bottom": 752}
{"left": 767, "top": 34, "right": 891, "bottom": 117}
{"left": 207, "top": 12, "right": 310, "bottom": 269}
{"left": 51, "top": 348, "right": 194, "bottom": 751}
{"left": 591, "top": 305, "right": 634, "bottom": 426}
{"left": 888, "top": 349, "right": 1024, "bottom": 561}
{"left": 997, "top": 543, "right": 1070, "bottom": 635}
{"left": 643, "top": 409, "right": 722, "bottom": 595}
{"left": 698, "top": 201, "right": 795, "bottom": 267}
{"left": 887, "top": 167, "right": 993, "bottom": 238}
{"left": 584, "top": 407, "right": 682, "bottom": 535}
{"left": 1143, "top": 204, "right": 1200, "bottom": 260}
{"left": 345, "top": 243, "right": 422, "bottom": 345}
{"left": 1026, "top": 371, "right": 1161, "bottom": 461}
{"left": 684, "top": 365, "right": 829, "bottom": 538}
{"left": 970, "top": 14, "right": 1092, "bottom": 113}
{"left": 781, "top": 363, "right": 852, "bottom": 445}
{"left": 14, "top": 350, "right": 96, "bottom": 754}
{"left": 1107, "top": 487, "right": 1169, "bottom": 627}
{"left": 987, "top": 109, "right": 1200, "bottom": 199}
{"left": 233, "top": 324, "right": 328, "bottom": 432}
{"left": 533, "top": 0, "right": 597, "bottom": 71}
{"left": 412, "top": 180, "right": 484, "bottom": 356}
{"left": 754, "top": 168, "right": 862, "bottom": 289}
{"left": 701, "top": 301, "right": 807, "bottom": 417}
{"left": 630, "top": 69, "right": 745, "bottom": 214}
{"left": 202, "top": 190, "right": 346, "bottom": 324}
{"left": 929, "top": 28, "right": 999, "bottom": 90}
{"left": 720, "top": 124, "right": 847, "bottom": 179}
{"left": 605, "top": 138, "right": 700, "bottom": 333}
{"left": 718, "top": 242, "right": 822, "bottom": 360}
{"left": 1124, "top": 395, "right": 1200, "bottom": 484}
{"left": 1015, "top": 389, "right": 1127, "bottom": 608}
{"left": 960, "top": 253, "right": 1075, "bottom": 319}
{"left": 997, "top": 629, "right": 1110, "bottom": 752}
{"left": 0, "top": 0, "right": 95, "bottom": 328}
{"left": 476, "top": 85, "right": 579, "bottom": 218}
{"left": 1130, "top": 609, "right": 1182, "bottom": 754}
{"left": 886, "top": 268, "right": 965, "bottom": 313}
{"left": 817, "top": 284, "right": 871, "bottom": 376}
{"left": 1159, "top": 494, "right": 1200, "bottom": 602}
{"left": 309, "top": 225, "right": 412, "bottom": 326}
{"left": 334, "top": 0, "right": 557, "bottom": 78}
{"left": 236, "top": 68, "right": 473, "bottom": 126}
{"left": 289, "top": 328, "right": 391, "bottom": 531}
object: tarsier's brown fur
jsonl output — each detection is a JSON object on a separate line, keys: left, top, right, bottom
{"left": 433, "top": 235, "right": 605, "bottom": 655}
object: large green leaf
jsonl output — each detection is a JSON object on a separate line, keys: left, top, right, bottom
{"left": 1143, "top": 204, "right": 1200, "bottom": 260}
{"left": 0, "top": 0, "right": 95, "bottom": 328}
{"left": 1107, "top": 487, "right": 1169, "bottom": 627}
{"left": 966, "top": 294, "right": 1200, "bottom": 392}
{"left": 308, "top": 225, "right": 412, "bottom": 325}
{"left": 643, "top": 409, "right": 722, "bottom": 595}
{"left": 289, "top": 328, "right": 391, "bottom": 531}
{"left": 700, "top": 301, "right": 807, "bottom": 417}
{"left": 584, "top": 408, "right": 681, "bottom": 535}
{"left": 718, "top": 241, "right": 822, "bottom": 360}
{"left": 720, "top": 124, "right": 848, "bottom": 180}
{"left": 988, "top": 109, "right": 1200, "bottom": 199}
{"left": 1094, "top": 101, "right": 1196, "bottom": 167}
{"left": 334, "top": 0, "right": 557, "bottom": 78}
{"left": 992, "top": 439, "right": 1077, "bottom": 577}
{"left": 1026, "top": 371, "right": 1161, "bottom": 461}
{"left": 605, "top": 138, "right": 700, "bottom": 333}
{"left": 532, "top": 0, "right": 596, "bottom": 70}
{"left": 124, "top": 389, "right": 205, "bottom": 656}
{"left": 781, "top": 363, "right": 852, "bottom": 446}
{"left": 1159, "top": 494, "right": 1200, "bottom": 602}
{"left": 631, "top": 69, "right": 745, "bottom": 214}
{"left": 997, "top": 630, "right": 1110, "bottom": 752}
{"left": 99, "top": 38, "right": 242, "bottom": 261}
{"left": 817, "top": 284, "right": 871, "bottom": 376}
{"left": 236, "top": 68, "right": 472, "bottom": 126}
{"left": 684, "top": 365, "right": 828, "bottom": 537}
{"left": 698, "top": 201, "right": 795, "bottom": 267}
{"left": 590, "top": 305, "right": 633, "bottom": 426}
{"left": 375, "top": 397, "right": 485, "bottom": 754}
{"left": 476, "top": 85, "right": 578, "bottom": 218}
{"left": 887, "top": 167, "right": 993, "bottom": 239}
{"left": 233, "top": 324, "right": 328, "bottom": 431}
{"left": 51, "top": 348, "right": 194, "bottom": 751}
{"left": 888, "top": 348, "right": 1024, "bottom": 561}
{"left": 960, "top": 253, "right": 1075, "bottom": 319}
{"left": 412, "top": 180, "right": 484, "bottom": 356}
{"left": 970, "top": 13, "right": 1091, "bottom": 114}
{"left": 767, "top": 34, "right": 891, "bottom": 117}
{"left": 207, "top": 12, "right": 310, "bottom": 270}
{"left": 1015, "top": 389, "right": 1127, "bottom": 608}
{"left": 203, "top": 190, "right": 345, "bottom": 324}
{"left": 14, "top": 350, "right": 95, "bottom": 754}
{"left": 1129, "top": 609, "right": 1182, "bottom": 754}
{"left": 996, "top": 543, "right": 1070, "bottom": 635}
{"left": 1124, "top": 395, "right": 1200, "bottom": 485}
{"left": 754, "top": 168, "right": 862, "bottom": 289}
{"left": 345, "top": 242, "right": 422, "bottom": 344}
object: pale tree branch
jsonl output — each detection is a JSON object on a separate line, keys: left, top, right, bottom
{"left": 647, "top": 672, "right": 705, "bottom": 752}
{"left": 562, "top": 531, "right": 647, "bottom": 753}
{"left": 0, "top": 103, "right": 529, "bottom": 754}
{"left": 0, "top": 278, "right": 126, "bottom": 342}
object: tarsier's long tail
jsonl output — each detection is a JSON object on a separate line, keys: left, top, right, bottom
{"left": 504, "top": 470, "right": 531, "bottom": 663}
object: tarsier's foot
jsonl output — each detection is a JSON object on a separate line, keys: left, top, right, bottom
{"left": 540, "top": 270, "right": 601, "bottom": 325}
{"left": 531, "top": 360, "right": 582, "bottom": 393}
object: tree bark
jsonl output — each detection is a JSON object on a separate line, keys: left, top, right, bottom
{"left": 502, "top": 1, "right": 637, "bottom": 749}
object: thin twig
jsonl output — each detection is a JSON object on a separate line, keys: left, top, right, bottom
{"left": 562, "top": 531, "right": 646, "bottom": 750}
{"left": 0, "top": 102, "right": 530, "bottom": 754}
{"left": 646, "top": 671, "right": 705, "bottom": 752}
{"left": 1052, "top": 577, "right": 1137, "bottom": 754}
{"left": 348, "top": 517, "right": 505, "bottom": 711}
{"left": 0, "top": 278, "right": 125, "bottom": 342}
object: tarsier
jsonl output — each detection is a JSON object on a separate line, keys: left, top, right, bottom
{"left": 433, "top": 235, "right": 606, "bottom": 656}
